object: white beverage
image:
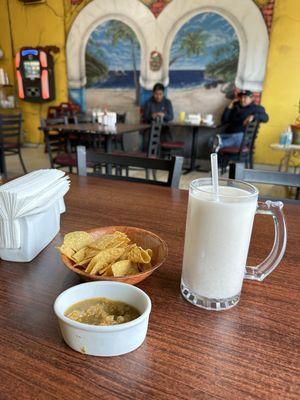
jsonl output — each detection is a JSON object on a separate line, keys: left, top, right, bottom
{"left": 181, "top": 185, "right": 257, "bottom": 301}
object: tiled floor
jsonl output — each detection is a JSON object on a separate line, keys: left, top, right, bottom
{"left": 2, "top": 144, "right": 293, "bottom": 199}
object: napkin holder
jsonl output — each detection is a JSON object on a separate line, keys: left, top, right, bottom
{"left": 187, "top": 114, "right": 201, "bottom": 125}
{"left": 0, "top": 199, "right": 64, "bottom": 262}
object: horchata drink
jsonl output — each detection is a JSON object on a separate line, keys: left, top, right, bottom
{"left": 181, "top": 178, "right": 258, "bottom": 310}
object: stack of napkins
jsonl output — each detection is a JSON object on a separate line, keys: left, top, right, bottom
{"left": 0, "top": 169, "right": 70, "bottom": 262}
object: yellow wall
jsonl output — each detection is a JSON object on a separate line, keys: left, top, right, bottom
{"left": 0, "top": 0, "right": 68, "bottom": 143}
{"left": 256, "top": 0, "right": 300, "bottom": 165}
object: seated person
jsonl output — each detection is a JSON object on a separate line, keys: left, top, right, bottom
{"left": 143, "top": 83, "right": 174, "bottom": 124}
{"left": 213, "top": 90, "right": 269, "bottom": 151}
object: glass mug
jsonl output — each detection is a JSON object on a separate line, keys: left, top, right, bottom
{"left": 181, "top": 178, "right": 287, "bottom": 311}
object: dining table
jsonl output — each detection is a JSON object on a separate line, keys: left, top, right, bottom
{"left": 0, "top": 175, "right": 299, "bottom": 399}
{"left": 167, "top": 122, "right": 223, "bottom": 173}
{"left": 270, "top": 143, "right": 300, "bottom": 172}
{"left": 43, "top": 122, "right": 150, "bottom": 154}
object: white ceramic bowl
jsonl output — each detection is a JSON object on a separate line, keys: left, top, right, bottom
{"left": 54, "top": 281, "right": 152, "bottom": 357}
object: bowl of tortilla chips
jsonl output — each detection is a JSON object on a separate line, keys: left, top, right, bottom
{"left": 57, "top": 226, "right": 168, "bottom": 284}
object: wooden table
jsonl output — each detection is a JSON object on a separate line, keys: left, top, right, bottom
{"left": 270, "top": 143, "right": 300, "bottom": 172}
{"left": 0, "top": 176, "right": 299, "bottom": 399}
{"left": 168, "top": 122, "right": 222, "bottom": 173}
{"left": 44, "top": 123, "right": 150, "bottom": 153}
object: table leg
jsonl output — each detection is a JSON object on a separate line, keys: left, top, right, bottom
{"left": 281, "top": 152, "right": 291, "bottom": 173}
{"left": 104, "top": 135, "right": 113, "bottom": 174}
{"left": 183, "top": 126, "right": 199, "bottom": 174}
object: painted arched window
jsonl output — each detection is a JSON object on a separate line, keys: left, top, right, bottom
{"left": 85, "top": 20, "right": 141, "bottom": 110}
{"left": 169, "top": 12, "right": 240, "bottom": 119}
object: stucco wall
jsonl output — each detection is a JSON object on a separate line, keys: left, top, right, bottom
{"left": 256, "top": 0, "right": 300, "bottom": 165}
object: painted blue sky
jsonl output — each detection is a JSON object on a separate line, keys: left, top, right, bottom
{"left": 86, "top": 13, "right": 238, "bottom": 72}
{"left": 86, "top": 21, "right": 141, "bottom": 71}
{"left": 170, "top": 13, "right": 239, "bottom": 70}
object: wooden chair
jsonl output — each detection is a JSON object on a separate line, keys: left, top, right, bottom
{"left": 219, "top": 120, "right": 259, "bottom": 174}
{"left": 0, "top": 114, "right": 27, "bottom": 179}
{"left": 76, "top": 145, "right": 183, "bottom": 188}
{"left": 41, "top": 117, "right": 76, "bottom": 172}
{"left": 229, "top": 162, "right": 300, "bottom": 200}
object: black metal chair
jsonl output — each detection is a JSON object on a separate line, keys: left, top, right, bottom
{"left": 0, "top": 114, "right": 27, "bottom": 179}
{"left": 229, "top": 162, "right": 300, "bottom": 200}
{"left": 112, "top": 121, "right": 162, "bottom": 180}
{"left": 113, "top": 113, "right": 127, "bottom": 150}
{"left": 41, "top": 117, "right": 77, "bottom": 173}
{"left": 71, "top": 113, "right": 104, "bottom": 150}
{"left": 219, "top": 120, "right": 259, "bottom": 174}
{"left": 76, "top": 145, "right": 183, "bottom": 188}
{"left": 160, "top": 124, "right": 185, "bottom": 158}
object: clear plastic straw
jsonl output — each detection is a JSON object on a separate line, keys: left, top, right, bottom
{"left": 210, "top": 153, "right": 219, "bottom": 201}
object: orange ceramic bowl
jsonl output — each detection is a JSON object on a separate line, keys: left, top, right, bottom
{"left": 61, "top": 226, "right": 168, "bottom": 285}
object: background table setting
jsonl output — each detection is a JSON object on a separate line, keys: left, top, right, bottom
{"left": 0, "top": 169, "right": 299, "bottom": 399}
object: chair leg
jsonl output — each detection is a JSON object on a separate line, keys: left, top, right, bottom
{"left": 249, "top": 152, "right": 254, "bottom": 169}
{"left": 1, "top": 155, "right": 7, "bottom": 180}
{"left": 18, "top": 150, "right": 27, "bottom": 174}
{"left": 152, "top": 169, "right": 157, "bottom": 181}
{"left": 145, "top": 169, "right": 149, "bottom": 180}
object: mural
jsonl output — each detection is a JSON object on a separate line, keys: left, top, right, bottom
{"left": 85, "top": 20, "right": 141, "bottom": 114}
{"left": 139, "top": 0, "right": 172, "bottom": 17}
{"left": 168, "top": 12, "right": 240, "bottom": 119}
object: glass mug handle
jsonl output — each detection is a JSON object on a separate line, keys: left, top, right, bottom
{"left": 245, "top": 201, "right": 287, "bottom": 281}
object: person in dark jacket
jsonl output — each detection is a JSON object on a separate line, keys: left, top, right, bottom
{"left": 143, "top": 83, "right": 174, "bottom": 123}
{"left": 213, "top": 90, "right": 269, "bottom": 151}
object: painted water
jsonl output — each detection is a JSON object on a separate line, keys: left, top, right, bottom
{"left": 90, "top": 70, "right": 219, "bottom": 89}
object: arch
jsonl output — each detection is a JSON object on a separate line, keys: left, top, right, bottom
{"left": 158, "top": 0, "right": 269, "bottom": 92}
{"left": 66, "top": 0, "right": 269, "bottom": 101}
{"left": 66, "top": 0, "right": 155, "bottom": 90}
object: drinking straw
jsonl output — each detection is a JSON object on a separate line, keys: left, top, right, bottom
{"left": 210, "top": 153, "right": 219, "bottom": 201}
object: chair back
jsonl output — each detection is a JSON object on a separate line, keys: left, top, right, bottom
{"left": 229, "top": 162, "right": 300, "bottom": 199}
{"left": 117, "top": 113, "right": 126, "bottom": 123}
{"left": 41, "top": 117, "right": 69, "bottom": 167}
{"left": 240, "top": 120, "right": 259, "bottom": 153}
{"left": 73, "top": 114, "right": 93, "bottom": 124}
{"left": 76, "top": 146, "right": 183, "bottom": 188}
{"left": 147, "top": 122, "right": 162, "bottom": 157}
{"left": 41, "top": 117, "right": 68, "bottom": 128}
{"left": 0, "top": 114, "right": 22, "bottom": 146}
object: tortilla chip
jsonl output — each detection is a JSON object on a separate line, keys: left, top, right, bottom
{"left": 63, "top": 231, "right": 93, "bottom": 252}
{"left": 57, "top": 244, "right": 75, "bottom": 259}
{"left": 127, "top": 265, "right": 140, "bottom": 276}
{"left": 111, "top": 260, "right": 132, "bottom": 277}
{"left": 128, "top": 245, "right": 152, "bottom": 264}
{"left": 88, "top": 231, "right": 130, "bottom": 251}
{"left": 86, "top": 247, "right": 125, "bottom": 275}
{"left": 119, "top": 244, "right": 135, "bottom": 260}
{"left": 102, "top": 265, "right": 113, "bottom": 276}
{"left": 72, "top": 248, "right": 87, "bottom": 263}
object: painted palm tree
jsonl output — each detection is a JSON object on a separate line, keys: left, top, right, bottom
{"left": 170, "top": 29, "right": 208, "bottom": 66}
{"left": 105, "top": 21, "right": 140, "bottom": 104}
{"left": 86, "top": 52, "right": 108, "bottom": 87}
{"left": 206, "top": 40, "right": 239, "bottom": 82}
